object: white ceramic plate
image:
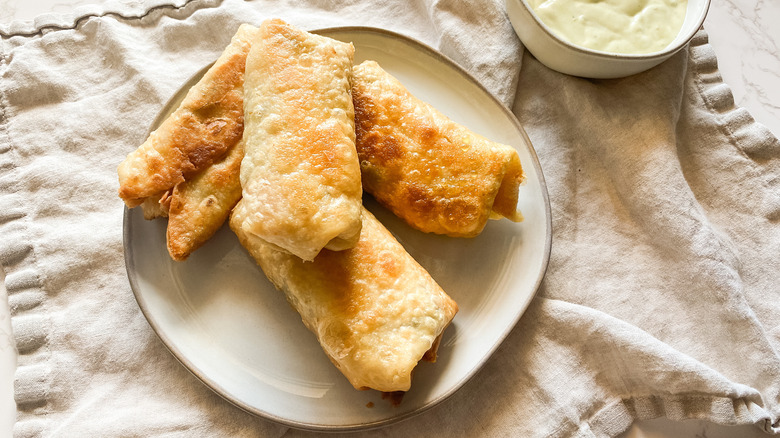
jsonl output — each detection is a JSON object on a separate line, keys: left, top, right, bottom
{"left": 124, "top": 27, "right": 551, "bottom": 431}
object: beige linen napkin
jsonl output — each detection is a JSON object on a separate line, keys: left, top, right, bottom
{"left": 1, "top": 0, "right": 778, "bottom": 436}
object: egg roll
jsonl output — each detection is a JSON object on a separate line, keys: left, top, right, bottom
{"left": 165, "top": 138, "right": 244, "bottom": 261}
{"left": 117, "top": 24, "right": 258, "bottom": 207}
{"left": 235, "top": 19, "right": 362, "bottom": 261}
{"left": 230, "top": 202, "right": 458, "bottom": 393}
{"left": 352, "top": 60, "right": 526, "bottom": 237}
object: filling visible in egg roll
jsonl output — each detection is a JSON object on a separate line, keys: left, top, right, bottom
{"left": 231, "top": 202, "right": 458, "bottom": 393}
{"left": 235, "top": 19, "right": 362, "bottom": 261}
{"left": 352, "top": 60, "right": 526, "bottom": 238}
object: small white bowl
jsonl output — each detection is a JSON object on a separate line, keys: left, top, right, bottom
{"left": 505, "top": 0, "right": 711, "bottom": 78}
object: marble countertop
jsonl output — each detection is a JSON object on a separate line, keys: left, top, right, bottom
{"left": 0, "top": 1, "right": 778, "bottom": 437}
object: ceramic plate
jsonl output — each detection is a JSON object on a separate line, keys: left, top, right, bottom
{"left": 124, "top": 26, "right": 551, "bottom": 431}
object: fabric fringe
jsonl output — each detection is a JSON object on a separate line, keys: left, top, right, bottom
{"left": 1, "top": 39, "right": 50, "bottom": 434}
{"left": 689, "top": 30, "right": 780, "bottom": 155}
{"left": 0, "top": 0, "right": 196, "bottom": 37}
{"left": 1, "top": 42, "right": 52, "bottom": 436}
{"left": 689, "top": 30, "right": 780, "bottom": 223}
{"left": 0, "top": 1, "right": 221, "bottom": 434}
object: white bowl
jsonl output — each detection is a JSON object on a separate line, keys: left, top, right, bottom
{"left": 505, "top": 0, "right": 711, "bottom": 78}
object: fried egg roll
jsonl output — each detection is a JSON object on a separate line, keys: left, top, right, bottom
{"left": 352, "top": 60, "right": 526, "bottom": 237}
{"left": 235, "top": 19, "right": 362, "bottom": 261}
{"left": 165, "top": 138, "right": 244, "bottom": 261}
{"left": 230, "top": 202, "right": 458, "bottom": 393}
{"left": 118, "top": 24, "right": 258, "bottom": 207}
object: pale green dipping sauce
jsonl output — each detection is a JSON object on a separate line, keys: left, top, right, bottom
{"left": 527, "top": 0, "right": 688, "bottom": 54}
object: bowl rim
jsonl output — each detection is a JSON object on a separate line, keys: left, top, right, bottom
{"left": 513, "top": 0, "right": 711, "bottom": 60}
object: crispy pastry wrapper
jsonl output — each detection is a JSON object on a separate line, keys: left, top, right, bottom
{"left": 231, "top": 202, "right": 458, "bottom": 393}
{"left": 117, "top": 23, "right": 258, "bottom": 207}
{"left": 119, "top": 24, "right": 257, "bottom": 260}
{"left": 165, "top": 138, "right": 244, "bottom": 261}
{"left": 135, "top": 138, "right": 244, "bottom": 261}
{"left": 236, "top": 19, "right": 362, "bottom": 261}
{"left": 352, "top": 60, "right": 526, "bottom": 237}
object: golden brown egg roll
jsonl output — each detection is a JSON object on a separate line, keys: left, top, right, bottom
{"left": 165, "top": 138, "right": 244, "bottom": 261}
{"left": 117, "top": 23, "right": 258, "bottom": 207}
{"left": 235, "top": 19, "right": 362, "bottom": 261}
{"left": 230, "top": 202, "right": 458, "bottom": 393}
{"left": 352, "top": 60, "right": 526, "bottom": 237}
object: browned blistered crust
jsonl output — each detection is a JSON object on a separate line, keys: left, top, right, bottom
{"left": 118, "top": 25, "right": 258, "bottom": 261}
{"left": 230, "top": 203, "right": 458, "bottom": 393}
{"left": 352, "top": 60, "right": 525, "bottom": 238}
{"left": 117, "top": 24, "right": 258, "bottom": 207}
{"left": 236, "top": 19, "right": 362, "bottom": 261}
{"left": 165, "top": 138, "right": 244, "bottom": 261}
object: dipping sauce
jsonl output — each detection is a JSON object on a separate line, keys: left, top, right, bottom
{"left": 527, "top": 0, "right": 688, "bottom": 54}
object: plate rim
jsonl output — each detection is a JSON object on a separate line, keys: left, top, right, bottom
{"left": 124, "top": 25, "right": 552, "bottom": 432}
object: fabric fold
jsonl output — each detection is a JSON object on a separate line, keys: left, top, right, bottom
{"left": 511, "top": 28, "right": 780, "bottom": 437}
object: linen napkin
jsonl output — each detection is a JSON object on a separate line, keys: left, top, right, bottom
{"left": 1, "top": 0, "right": 779, "bottom": 437}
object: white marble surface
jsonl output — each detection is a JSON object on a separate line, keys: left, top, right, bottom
{"left": 0, "top": 1, "right": 778, "bottom": 437}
